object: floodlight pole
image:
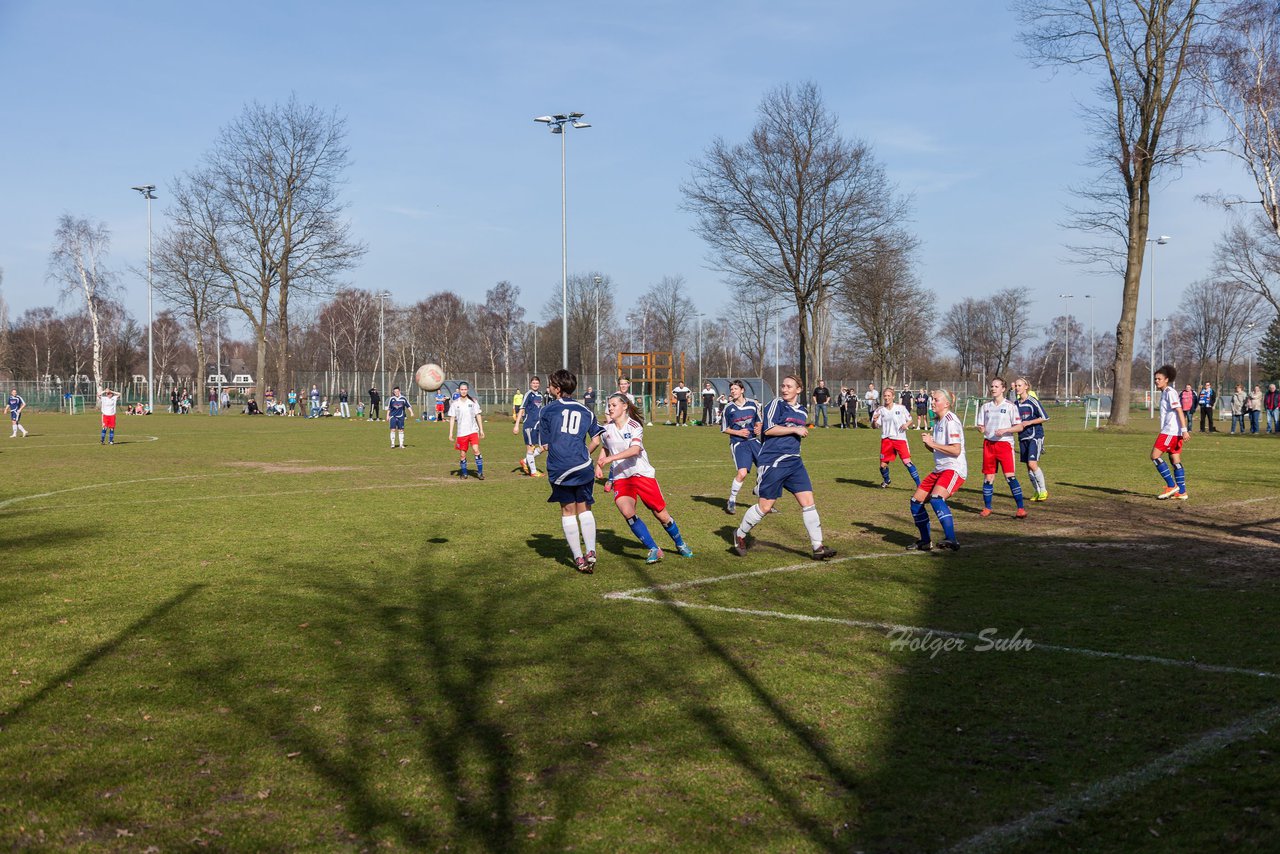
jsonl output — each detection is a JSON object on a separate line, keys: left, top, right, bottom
{"left": 1059, "top": 294, "right": 1074, "bottom": 399}
{"left": 533, "top": 112, "right": 591, "bottom": 369}
{"left": 593, "top": 275, "right": 602, "bottom": 393}
{"left": 377, "top": 290, "right": 391, "bottom": 403}
{"left": 1247, "top": 322, "right": 1255, "bottom": 389}
{"left": 1146, "top": 235, "right": 1170, "bottom": 417}
{"left": 1084, "top": 295, "right": 1095, "bottom": 395}
{"left": 132, "top": 185, "right": 157, "bottom": 412}
{"left": 697, "top": 313, "right": 704, "bottom": 390}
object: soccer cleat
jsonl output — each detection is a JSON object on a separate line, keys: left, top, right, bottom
{"left": 1175, "top": 492, "right": 1189, "bottom": 501}
{"left": 939, "top": 540, "right": 961, "bottom": 552}
{"left": 811, "top": 544, "right": 837, "bottom": 560}
{"left": 879, "top": 482, "right": 891, "bottom": 489}
{"left": 574, "top": 556, "right": 593, "bottom": 574}
{"left": 1036, "top": 491, "right": 1049, "bottom": 502}
{"left": 585, "top": 550, "right": 597, "bottom": 569}
{"left": 459, "top": 471, "right": 468, "bottom": 479}
{"left": 906, "top": 540, "right": 933, "bottom": 552}
{"left": 1157, "top": 486, "right": 1180, "bottom": 500}
{"left": 100, "top": 439, "right": 105, "bottom": 444}
{"left": 519, "top": 458, "right": 530, "bottom": 475}
{"left": 108, "top": 440, "right": 114, "bottom": 445}
{"left": 724, "top": 499, "right": 736, "bottom": 514}
{"left": 733, "top": 533, "right": 749, "bottom": 557}
{"left": 677, "top": 544, "right": 694, "bottom": 558}
{"left": 645, "top": 547, "right": 664, "bottom": 564}
{"left": 979, "top": 508, "right": 992, "bottom": 518}
{"left": 1015, "top": 508, "right": 1027, "bottom": 519}
{"left": 476, "top": 473, "right": 485, "bottom": 480}
{"left": 531, "top": 471, "right": 545, "bottom": 478}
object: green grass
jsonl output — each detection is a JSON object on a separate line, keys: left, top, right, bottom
{"left": 2, "top": 409, "right": 1278, "bottom": 851}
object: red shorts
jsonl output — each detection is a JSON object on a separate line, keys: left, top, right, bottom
{"left": 436, "top": 404, "right": 445, "bottom": 412}
{"left": 612, "top": 475, "right": 667, "bottom": 513}
{"left": 101, "top": 414, "right": 116, "bottom": 428}
{"left": 454, "top": 433, "right": 479, "bottom": 452}
{"left": 981, "top": 439, "right": 1015, "bottom": 475}
{"left": 1154, "top": 433, "right": 1184, "bottom": 455}
{"left": 879, "top": 438, "right": 911, "bottom": 463}
{"left": 919, "top": 469, "right": 964, "bottom": 498}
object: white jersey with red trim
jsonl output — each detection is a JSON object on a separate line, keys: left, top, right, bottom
{"left": 448, "top": 397, "right": 482, "bottom": 437}
{"left": 976, "top": 399, "right": 1021, "bottom": 445}
{"left": 601, "top": 418, "right": 655, "bottom": 480}
{"left": 99, "top": 393, "right": 118, "bottom": 417}
{"left": 874, "top": 404, "right": 911, "bottom": 440}
{"left": 931, "top": 410, "right": 967, "bottom": 478}
{"left": 1159, "top": 386, "right": 1183, "bottom": 437}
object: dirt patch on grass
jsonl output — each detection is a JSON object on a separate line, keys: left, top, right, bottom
{"left": 223, "top": 461, "right": 361, "bottom": 475}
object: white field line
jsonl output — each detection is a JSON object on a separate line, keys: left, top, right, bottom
{"left": 944, "top": 702, "right": 1280, "bottom": 854}
{"left": 11, "top": 479, "right": 458, "bottom": 512}
{"left": 2, "top": 435, "right": 160, "bottom": 450}
{"left": 0, "top": 472, "right": 229, "bottom": 510}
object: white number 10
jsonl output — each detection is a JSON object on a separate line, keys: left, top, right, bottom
{"left": 560, "top": 410, "right": 581, "bottom": 434}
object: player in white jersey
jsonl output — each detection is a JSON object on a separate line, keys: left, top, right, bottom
{"left": 447, "top": 382, "right": 485, "bottom": 479}
{"left": 1151, "top": 364, "right": 1189, "bottom": 500}
{"left": 975, "top": 377, "right": 1027, "bottom": 519}
{"left": 594, "top": 394, "right": 694, "bottom": 563}
{"left": 8, "top": 389, "right": 29, "bottom": 437}
{"left": 907, "top": 389, "right": 966, "bottom": 552}
{"left": 872, "top": 387, "right": 921, "bottom": 489}
{"left": 98, "top": 388, "right": 120, "bottom": 445}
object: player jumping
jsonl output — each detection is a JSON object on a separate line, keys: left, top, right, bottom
{"left": 595, "top": 393, "right": 693, "bottom": 563}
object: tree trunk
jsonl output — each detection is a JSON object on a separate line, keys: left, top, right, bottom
{"left": 193, "top": 322, "right": 207, "bottom": 412}
{"left": 1108, "top": 203, "right": 1150, "bottom": 426}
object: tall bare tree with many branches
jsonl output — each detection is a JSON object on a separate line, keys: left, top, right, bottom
{"left": 48, "top": 215, "right": 114, "bottom": 392}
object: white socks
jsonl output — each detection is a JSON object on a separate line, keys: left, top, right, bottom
{"left": 737, "top": 504, "right": 765, "bottom": 538}
{"left": 561, "top": 516, "right": 583, "bottom": 559}
{"left": 802, "top": 504, "right": 824, "bottom": 550}
{"left": 729, "top": 479, "right": 744, "bottom": 501}
{"left": 579, "top": 511, "right": 597, "bottom": 553}
{"left": 526, "top": 452, "right": 538, "bottom": 474}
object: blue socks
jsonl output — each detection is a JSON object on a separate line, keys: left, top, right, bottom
{"left": 627, "top": 515, "right": 658, "bottom": 549}
{"left": 1173, "top": 462, "right": 1185, "bottom": 494}
{"left": 910, "top": 500, "right": 930, "bottom": 542}
{"left": 1008, "top": 477, "right": 1025, "bottom": 509}
{"left": 983, "top": 481, "right": 994, "bottom": 509}
{"left": 905, "top": 462, "right": 921, "bottom": 486}
{"left": 662, "top": 518, "right": 686, "bottom": 549}
{"left": 475, "top": 454, "right": 483, "bottom": 477}
{"left": 460, "top": 458, "right": 468, "bottom": 476}
{"left": 929, "top": 496, "right": 957, "bottom": 542}
{"left": 881, "top": 466, "right": 891, "bottom": 485}
{"left": 1154, "top": 459, "right": 1175, "bottom": 487}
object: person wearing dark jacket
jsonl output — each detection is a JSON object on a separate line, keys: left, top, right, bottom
{"left": 368, "top": 386, "right": 382, "bottom": 421}
{"left": 1266, "top": 383, "right": 1280, "bottom": 434}
{"left": 1197, "top": 382, "right": 1218, "bottom": 433}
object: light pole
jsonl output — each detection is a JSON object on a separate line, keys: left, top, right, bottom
{"left": 530, "top": 322, "right": 538, "bottom": 379}
{"left": 1059, "top": 294, "right": 1074, "bottom": 399}
{"left": 534, "top": 112, "right": 591, "bottom": 369}
{"left": 1146, "top": 235, "right": 1171, "bottom": 417}
{"left": 131, "top": 185, "right": 157, "bottom": 412}
{"left": 774, "top": 308, "right": 780, "bottom": 398}
{"left": 376, "top": 290, "right": 392, "bottom": 400}
{"left": 215, "top": 312, "right": 223, "bottom": 414}
{"left": 593, "top": 275, "right": 603, "bottom": 393}
{"left": 697, "top": 313, "right": 705, "bottom": 391}
{"left": 1247, "top": 322, "right": 1256, "bottom": 389}
{"left": 1083, "top": 295, "right": 1096, "bottom": 395}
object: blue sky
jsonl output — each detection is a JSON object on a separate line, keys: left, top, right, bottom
{"left": 0, "top": 0, "right": 1251, "bottom": 341}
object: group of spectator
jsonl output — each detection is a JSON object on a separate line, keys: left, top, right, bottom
{"left": 1181, "top": 380, "right": 1279, "bottom": 434}
{"left": 808, "top": 381, "right": 932, "bottom": 430}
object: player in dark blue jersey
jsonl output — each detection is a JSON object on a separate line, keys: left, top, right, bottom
{"left": 720, "top": 380, "right": 762, "bottom": 514}
{"left": 514, "top": 376, "right": 547, "bottom": 477}
{"left": 732, "top": 375, "right": 837, "bottom": 560}
{"left": 1012, "top": 377, "right": 1049, "bottom": 500}
{"left": 8, "top": 389, "right": 29, "bottom": 438}
{"left": 537, "top": 369, "right": 605, "bottom": 573}
{"left": 386, "top": 386, "right": 414, "bottom": 448}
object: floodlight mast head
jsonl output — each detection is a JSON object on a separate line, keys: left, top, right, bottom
{"left": 572, "top": 121, "right": 591, "bottom": 129}
{"left": 131, "top": 184, "right": 157, "bottom": 199}
{"left": 533, "top": 116, "right": 553, "bottom": 123}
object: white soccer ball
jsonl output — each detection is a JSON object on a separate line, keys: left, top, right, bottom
{"left": 415, "top": 363, "right": 445, "bottom": 392}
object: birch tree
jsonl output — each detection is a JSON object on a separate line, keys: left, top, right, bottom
{"left": 48, "top": 215, "right": 113, "bottom": 392}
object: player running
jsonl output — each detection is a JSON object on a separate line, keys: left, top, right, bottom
{"left": 99, "top": 387, "right": 120, "bottom": 445}
{"left": 872, "top": 386, "right": 921, "bottom": 489}
{"left": 1012, "top": 377, "right": 1050, "bottom": 501}
{"left": 732, "top": 375, "right": 837, "bottom": 561}
{"left": 538, "top": 369, "right": 604, "bottom": 573}
{"left": 721, "top": 380, "right": 762, "bottom": 514}
{"left": 513, "top": 376, "right": 546, "bottom": 477}
{"left": 386, "top": 386, "right": 413, "bottom": 448}
{"left": 1152, "top": 364, "right": 1190, "bottom": 500}
{"left": 8, "top": 389, "right": 29, "bottom": 438}
{"left": 447, "top": 382, "right": 485, "bottom": 479}
{"left": 595, "top": 393, "right": 694, "bottom": 563}
{"left": 907, "top": 388, "right": 966, "bottom": 552}
{"left": 975, "top": 378, "right": 1027, "bottom": 519}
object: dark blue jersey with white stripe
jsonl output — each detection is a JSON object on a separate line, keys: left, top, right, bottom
{"left": 758, "top": 398, "right": 808, "bottom": 467}
{"left": 721, "top": 399, "right": 761, "bottom": 446}
{"left": 536, "top": 398, "right": 603, "bottom": 486}
{"left": 1016, "top": 396, "right": 1048, "bottom": 441}
{"left": 520, "top": 389, "right": 544, "bottom": 425}
{"left": 387, "top": 394, "right": 410, "bottom": 417}
{"left": 7, "top": 394, "right": 23, "bottom": 415}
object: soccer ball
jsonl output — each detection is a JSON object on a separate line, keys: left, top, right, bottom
{"left": 415, "top": 363, "right": 444, "bottom": 392}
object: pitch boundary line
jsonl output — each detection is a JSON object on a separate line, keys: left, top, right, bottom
{"left": 0, "top": 472, "right": 231, "bottom": 510}
{"left": 1, "top": 435, "right": 160, "bottom": 450}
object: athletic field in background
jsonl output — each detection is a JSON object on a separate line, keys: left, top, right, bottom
{"left": 2, "top": 410, "right": 1277, "bottom": 851}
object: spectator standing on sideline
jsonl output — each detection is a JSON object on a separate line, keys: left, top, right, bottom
{"left": 1229, "top": 384, "right": 1247, "bottom": 434}
{"left": 1265, "top": 383, "right": 1280, "bottom": 433}
{"left": 511, "top": 388, "right": 523, "bottom": 422}
{"left": 1247, "top": 385, "right": 1263, "bottom": 434}
{"left": 265, "top": 387, "right": 275, "bottom": 411}
{"left": 287, "top": 388, "right": 299, "bottom": 417}
{"left": 914, "top": 388, "right": 930, "bottom": 430}
{"left": 583, "top": 386, "right": 597, "bottom": 413}
{"left": 338, "top": 389, "right": 350, "bottom": 418}
{"left": 1179, "top": 384, "right": 1196, "bottom": 431}
{"left": 220, "top": 388, "right": 230, "bottom": 413}
{"left": 673, "top": 380, "right": 691, "bottom": 426}
{"left": 812, "top": 380, "right": 831, "bottom": 428}
{"left": 434, "top": 389, "right": 446, "bottom": 423}
{"left": 838, "top": 387, "right": 851, "bottom": 428}
{"left": 208, "top": 387, "right": 219, "bottom": 416}
{"left": 368, "top": 386, "right": 381, "bottom": 421}
{"left": 864, "top": 383, "right": 878, "bottom": 425}
{"left": 701, "top": 382, "right": 716, "bottom": 425}
{"left": 1198, "top": 382, "right": 1218, "bottom": 433}
{"left": 308, "top": 384, "right": 321, "bottom": 418}
{"left": 170, "top": 388, "right": 179, "bottom": 414}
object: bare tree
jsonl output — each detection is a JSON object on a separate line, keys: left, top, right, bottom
{"left": 1174, "top": 276, "right": 1255, "bottom": 386}
{"left": 940, "top": 298, "right": 990, "bottom": 384}
{"left": 625, "top": 275, "right": 697, "bottom": 359}
{"left": 721, "top": 281, "right": 778, "bottom": 379}
{"left": 1019, "top": 0, "right": 1206, "bottom": 424}
{"left": 541, "top": 273, "right": 618, "bottom": 377}
{"left": 416, "top": 292, "right": 468, "bottom": 377}
{"left": 682, "top": 81, "right": 912, "bottom": 392}
{"left": 837, "top": 238, "right": 933, "bottom": 389}
{"left": 48, "top": 215, "right": 114, "bottom": 391}
{"left": 478, "top": 281, "right": 524, "bottom": 390}
{"left": 152, "top": 226, "right": 226, "bottom": 405}
{"left": 170, "top": 97, "right": 366, "bottom": 403}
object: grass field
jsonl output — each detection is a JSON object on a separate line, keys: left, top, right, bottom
{"left": 2, "top": 407, "right": 1278, "bottom": 851}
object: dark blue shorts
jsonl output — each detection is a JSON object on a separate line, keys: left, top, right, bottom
{"left": 389, "top": 415, "right": 406, "bottom": 429}
{"left": 548, "top": 481, "right": 595, "bottom": 506}
{"left": 756, "top": 457, "right": 812, "bottom": 500}
{"left": 730, "top": 440, "right": 757, "bottom": 472}
{"left": 1019, "top": 436, "right": 1043, "bottom": 463}
{"left": 523, "top": 426, "right": 542, "bottom": 446}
